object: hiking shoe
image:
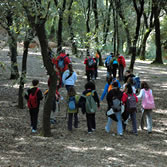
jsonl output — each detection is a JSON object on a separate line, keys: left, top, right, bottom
{"left": 32, "top": 129, "right": 37, "bottom": 133}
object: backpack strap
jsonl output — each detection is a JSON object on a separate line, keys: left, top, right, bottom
{"left": 65, "top": 71, "right": 73, "bottom": 80}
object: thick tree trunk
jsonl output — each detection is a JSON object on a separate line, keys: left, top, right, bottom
{"left": 140, "top": 29, "right": 152, "bottom": 60}
{"left": 129, "top": 0, "right": 144, "bottom": 71}
{"left": 18, "top": 39, "right": 30, "bottom": 109}
{"left": 68, "top": 0, "right": 77, "bottom": 56}
{"left": 6, "top": 11, "right": 19, "bottom": 80}
{"left": 57, "top": 0, "right": 66, "bottom": 54}
{"left": 35, "top": 23, "right": 57, "bottom": 137}
{"left": 8, "top": 35, "right": 19, "bottom": 80}
{"left": 152, "top": 0, "right": 163, "bottom": 64}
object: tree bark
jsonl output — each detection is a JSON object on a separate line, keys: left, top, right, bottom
{"left": 6, "top": 12, "right": 19, "bottom": 79}
{"left": 152, "top": 0, "right": 163, "bottom": 64}
{"left": 68, "top": 0, "right": 77, "bottom": 56}
{"left": 57, "top": 0, "right": 66, "bottom": 54}
{"left": 129, "top": 0, "right": 144, "bottom": 71}
{"left": 18, "top": 30, "right": 34, "bottom": 109}
{"left": 85, "top": 0, "right": 91, "bottom": 56}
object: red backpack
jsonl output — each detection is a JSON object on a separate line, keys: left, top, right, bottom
{"left": 27, "top": 88, "right": 39, "bottom": 109}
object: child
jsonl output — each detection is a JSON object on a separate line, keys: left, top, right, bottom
{"left": 79, "top": 81, "right": 100, "bottom": 133}
{"left": 67, "top": 87, "right": 80, "bottom": 131}
{"left": 122, "top": 83, "right": 138, "bottom": 135}
{"left": 137, "top": 81, "right": 155, "bottom": 134}
{"left": 25, "top": 79, "right": 43, "bottom": 133}
{"left": 105, "top": 82, "right": 123, "bottom": 136}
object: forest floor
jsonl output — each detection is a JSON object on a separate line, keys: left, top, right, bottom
{"left": 0, "top": 46, "right": 167, "bottom": 167}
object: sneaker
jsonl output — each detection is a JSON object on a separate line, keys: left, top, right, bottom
{"left": 92, "top": 128, "right": 96, "bottom": 132}
{"left": 32, "top": 129, "right": 37, "bottom": 133}
{"left": 88, "top": 131, "right": 92, "bottom": 134}
{"left": 148, "top": 131, "right": 152, "bottom": 134}
{"left": 118, "top": 133, "right": 123, "bottom": 136}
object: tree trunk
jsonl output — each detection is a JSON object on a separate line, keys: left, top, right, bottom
{"left": 18, "top": 30, "right": 34, "bottom": 109}
{"left": 8, "top": 35, "right": 19, "bottom": 80}
{"left": 57, "top": 0, "right": 66, "bottom": 54}
{"left": 35, "top": 23, "right": 57, "bottom": 137}
{"left": 152, "top": 0, "right": 163, "bottom": 64}
{"left": 85, "top": 0, "right": 91, "bottom": 56}
{"left": 103, "top": 2, "right": 112, "bottom": 47}
{"left": 68, "top": 0, "right": 77, "bottom": 56}
{"left": 6, "top": 11, "right": 19, "bottom": 80}
{"left": 18, "top": 39, "right": 30, "bottom": 109}
{"left": 140, "top": 29, "right": 152, "bottom": 60}
{"left": 117, "top": 2, "right": 132, "bottom": 54}
{"left": 129, "top": 0, "right": 144, "bottom": 71}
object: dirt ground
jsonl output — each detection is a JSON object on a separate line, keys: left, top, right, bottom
{"left": 0, "top": 46, "right": 167, "bottom": 167}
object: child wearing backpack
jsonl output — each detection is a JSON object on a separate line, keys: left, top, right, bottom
{"left": 105, "top": 82, "right": 123, "bottom": 136}
{"left": 78, "top": 81, "right": 100, "bottom": 133}
{"left": 84, "top": 55, "right": 96, "bottom": 81}
{"left": 62, "top": 63, "right": 77, "bottom": 92}
{"left": 137, "top": 81, "right": 155, "bottom": 134}
{"left": 25, "top": 79, "right": 43, "bottom": 133}
{"left": 122, "top": 83, "right": 138, "bottom": 135}
{"left": 67, "top": 87, "right": 80, "bottom": 131}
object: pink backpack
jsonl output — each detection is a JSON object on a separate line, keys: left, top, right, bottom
{"left": 142, "top": 89, "right": 155, "bottom": 109}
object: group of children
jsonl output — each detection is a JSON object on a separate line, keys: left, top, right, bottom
{"left": 25, "top": 50, "right": 155, "bottom": 136}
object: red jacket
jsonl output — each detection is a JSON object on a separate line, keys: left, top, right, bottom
{"left": 118, "top": 55, "right": 126, "bottom": 67}
{"left": 84, "top": 57, "right": 95, "bottom": 71}
{"left": 122, "top": 92, "right": 138, "bottom": 105}
{"left": 52, "top": 53, "right": 71, "bottom": 72}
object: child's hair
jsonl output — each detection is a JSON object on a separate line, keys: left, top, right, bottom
{"left": 141, "top": 81, "right": 150, "bottom": 90}
{"left": 106, "top": 76, "right": 113, "bottom": 84}
{"left": 32, "top": 79, "right": 39, "bottom": 86}
{"left": 127, "top": 77, "right": 134, "bottom": 85}
{"left": 85, "top": 81, "right": 96, "bottom": 90}
{"left": 112, "top": 81, "right": 118, "bottom": 88}
{"left": 68, "top": 87, "right": 76, "bottom": 97}
{"left": 126, "top": 83, "right": 133, "bottom": 94}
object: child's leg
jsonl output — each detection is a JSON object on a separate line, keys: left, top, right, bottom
{"left": 146, "top": 109, "right": 152, "bottom": 132}
{"left": 86, "top": 113, "right": 92, "bottom": 133}
{"left": 74, "top": 113, "right": 78, "bottom": 128}
{"left": 115, "top": 111, "right": 123, "bottom": 135}
{"left": 141, "top": 108, "right": 146, "bottom": 130}
{"left": 130, "top": 112, "right": 138, "bottom": 134}
{"left": 91, "top": 114, "right": 96, "bottom": 130}
{"left": 29, "top": 110, "right": 33, "bottom": 128}
{"left": 105, "top": 117, "right": 112, "bottom": 133}
{"left": 68, "top": 113, "right": 73, "bottom": 131}
{"left": 32, "top": 109, "right": 39, "bottom": 131}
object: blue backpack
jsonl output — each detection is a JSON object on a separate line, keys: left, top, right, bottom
{"left": 105, "top": 55, "right": 112, "bottom": 67}
{"left": 68, "top": 96, "right": 76, "bottom": 110}
{"left": 133, "top": 76, "right": 140, "bottom": 89}
{"left": 58, "top": 56, "right": 67, "bottom": 69}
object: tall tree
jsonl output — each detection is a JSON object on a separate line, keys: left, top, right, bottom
{"left": 56, "top": 0, "right": 67, "bottom": 54}
{"left": 23, "top": 0, "right": 57, "bottom": 137}
{"left": 68, "top": 0, "right": 77, "bottom": 56}
{"left": 129, "top": 0, "right": 144, "bottom": 71}
{"left": 152, "top": 0, "right": 163, "bottom": 64}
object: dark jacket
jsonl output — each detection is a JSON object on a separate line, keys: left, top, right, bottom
{"left": 25, "top": 87, "right": 43, "bottom": 109}
{"left": 78, "top": 89, "right": 100, "bottom": 114}
{"left": 106, "top": 88, "right": 123, "bottom": 110}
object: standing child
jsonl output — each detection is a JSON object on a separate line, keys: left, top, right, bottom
{"left": 137, "top": 81, "right": 155, "bottom": 134}
{"left": 25, "top": 79, "right": 43, "bottom": 133}
{"left": 122, "top": 84, "right": 138, "bottom": 135}
{"left": 79, "top": 81, "right": 100, "bottom": 133}
{"left": 67, "top": 87, "right": 80, "bottom": 131}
